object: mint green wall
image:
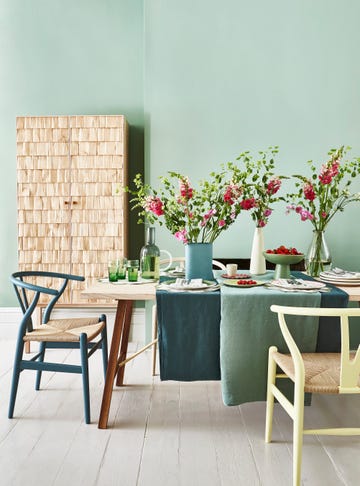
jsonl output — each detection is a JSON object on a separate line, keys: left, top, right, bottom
{"left": 144, "top": 0, "right": 360, "bottom": 266}
{"left": 0, "top": 0, "right": 144, "bottom": 305}
{"left": 1, "top": 0, "right": 360, "bottom": 306}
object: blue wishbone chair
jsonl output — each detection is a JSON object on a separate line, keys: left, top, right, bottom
{"left": 9, "top": 271, "right": 108, "bottom": 424}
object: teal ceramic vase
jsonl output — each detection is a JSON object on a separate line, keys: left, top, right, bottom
{"left": 185, "top": 243, "right": 214, "bottom": 280}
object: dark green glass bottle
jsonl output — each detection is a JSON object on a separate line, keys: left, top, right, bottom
{"left": 140, "top": 227, "right": 160, "bottom": 279}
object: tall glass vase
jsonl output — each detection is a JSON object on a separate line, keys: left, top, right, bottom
{"left": 250, "top": 227, "right": 266, "bottom": 275}
{"left": 306, "top": 230, "right": 331, "bottom": 277}
{"left": 185, "top": 243, "right": 214, "bottom": 280}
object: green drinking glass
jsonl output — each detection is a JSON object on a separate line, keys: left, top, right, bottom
{"left": 108, "top": 260, "right": 118, "bottom": 282}
{"left": 127, "top": 259, "right": 139, "bottom": 282}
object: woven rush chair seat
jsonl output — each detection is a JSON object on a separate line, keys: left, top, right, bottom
{"left": 272, "top": 351, "right": 359, "bottom": 394}
{"left": 23, "top": 317, "right": 105, "bottom": 343}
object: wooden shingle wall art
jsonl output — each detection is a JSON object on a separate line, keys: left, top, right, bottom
{"left": 16, "top": 115, "right": 128, "bottom": 305}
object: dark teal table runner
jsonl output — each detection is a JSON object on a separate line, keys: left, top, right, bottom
{"left": 156, "top": 271, "right": 349, "bottom": 405}
{"left": 157, "top": 285, "right": 221, "bottom": 381}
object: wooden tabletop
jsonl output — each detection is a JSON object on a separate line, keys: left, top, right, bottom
{"left": 334, "top": 284, "right": 360, "bottom": 302}
{"left": 81, "top": 280, "right": 157, "bottom": 301}
{"left": 81, "top": 279, "right": 360, "bottom": 303}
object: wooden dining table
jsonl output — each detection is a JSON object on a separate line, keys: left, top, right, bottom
{"left": 82, "top": 277, "right": 360, "bottom": 429}
{"left": 82, "top": 280, "right": 158, "bottom": 429}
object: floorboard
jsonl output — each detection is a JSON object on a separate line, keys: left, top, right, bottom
{"left": 0, "top": 339, "right": 359, "bottom": 485}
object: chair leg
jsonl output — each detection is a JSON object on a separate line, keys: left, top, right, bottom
{"left": 35, "top": 342, "right": 47, "bottom": 390}
{"left": 8, "top": 339, "right": 25, "bottom": 418}
{"left": 151, "top": 304, "right": 158, "bottom": 376}
{"left": 80, "top": 333, "right": 91, "bottom": 424}
{"left": 292, "top": 383, "right": 305, "bottom": 486}
{"left": 265, "top": 346, "right": 277, "bottom": 443}
{"left": 100, "top": 317, "right": 108, "bottom": 380}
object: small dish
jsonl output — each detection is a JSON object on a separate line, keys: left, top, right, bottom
{"left": 220, "top": 273, "right": 250, "bottom": 279}
{"left": 223, "top": 279, "right": 266, "bottom": 288}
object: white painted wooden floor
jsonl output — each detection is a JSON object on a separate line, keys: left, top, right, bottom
{"left": 0, "top": 338, "right": 359, "bottom": 486}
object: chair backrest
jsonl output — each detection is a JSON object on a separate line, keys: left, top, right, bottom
{"left": 270, "top": 305, "right": 360, "bottom": 394}
{"left": 10, "top": 271, "right": 85, "bottom": 335}
{"left": 160, "top": 257, "right": 226, "bottom": 271}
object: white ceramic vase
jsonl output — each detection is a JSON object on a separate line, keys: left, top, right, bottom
{"left": 250, "top": 227, "right": 266, "bottom": 275}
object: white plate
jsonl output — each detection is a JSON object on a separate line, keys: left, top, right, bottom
{"left": 271, "top": 278, "right": 326, "bottom": 290}
{"left": 320, "top": 275, "right": 360, "bottom": 282}
{"left": 321, "top": 269, "right": 360, "bottom": 279}
{"left": 161, "top": 279, "right": 218, "bottom": 291}
{"left": 319, "top": 277, "right": 360, "bottom": 286}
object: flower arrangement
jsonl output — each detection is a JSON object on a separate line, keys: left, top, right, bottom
{"left": 286, "top": 146, "right": 360, "bottom": 275}
{"left": 126, "top": 169, "right": 246, "bottom": 244}
{"left": 229, "top": 146, "right": 287, "bottom": 227}
{"left": 287, "top": 146, "right": 360, "bottom": 230}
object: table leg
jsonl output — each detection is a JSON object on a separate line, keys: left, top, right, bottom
{"left": 115, "top": 300, "right": 133, "bottom": 386}
{"left": 98, "top": 299, "right": 132, "bottom": 429}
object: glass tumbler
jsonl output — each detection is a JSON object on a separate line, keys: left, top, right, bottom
{"left": 127, "top": 259, "right": 139, "bottom": 282}
{"left": 108, "top": 260, "right": 118, "bottom": 282}
{"left": 117, "top": 257, "right": 127, "bottom": 280}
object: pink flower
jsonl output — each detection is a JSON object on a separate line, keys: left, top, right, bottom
{"left": 179, "top": 177, "right": 193, "bottom": 200}
{"left": 266, "top": 178, "right": 281, "bottom": 195}
{"left": 258, "top": 219, "right": 266, "bottom": 227}
{"left": 287, "top": 204, "right": 314, "bottom": 222}
{"left": 263, "top": 208, "right": 272, "bottom": 217}
{"left": 224, "top": 184, "right": 242, "bottom": 205}
{"left": 285, "top": 204, "right": 295, "bottom": 215}
{"left": 184, "top": 208, "right": 194, "bottom": 219}
{"left": 200, "top": 209, "right": 216, "bottom": 226}
{"left": 331, "top": 160, "right": 340, "bottom": 177}
{"left": 303, "top": 182, "right": 316, "bottom": 201}
{"left": 299, "top": 209, "right": 314, "bottom": 221}
{"left": 174, "top": 229, "right": 188, "bottom": 244}
{"left": 144, "top": 196, "right": 164, "bottom": 216}
{"left": 319, "top": 161, "right": 338, "bottom": 185}
{"left": 321, "top": 211, "right": 327, "bottom": 219}
{"left": 240, "top": 197, "right": 257, "bottom": 210}
{"left": 224, "top": 190, "right": 234, "bottom": 205}
{"left": 218, "top": 219, "right": 226, "bottom": 227}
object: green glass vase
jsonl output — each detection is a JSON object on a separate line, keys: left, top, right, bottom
{"left": 140, "top": 227, "right": 160, "bottom": 279}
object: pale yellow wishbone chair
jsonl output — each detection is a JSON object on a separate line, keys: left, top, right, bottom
{"left": 266, "top": 305, "right": 360, "bottom": 486}
{"left": 151, "top": 257, "right": 226, "bottom": 375}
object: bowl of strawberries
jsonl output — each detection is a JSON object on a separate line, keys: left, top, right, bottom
{"left": 263, "top": 246, "right": 304, "bottom": 279}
